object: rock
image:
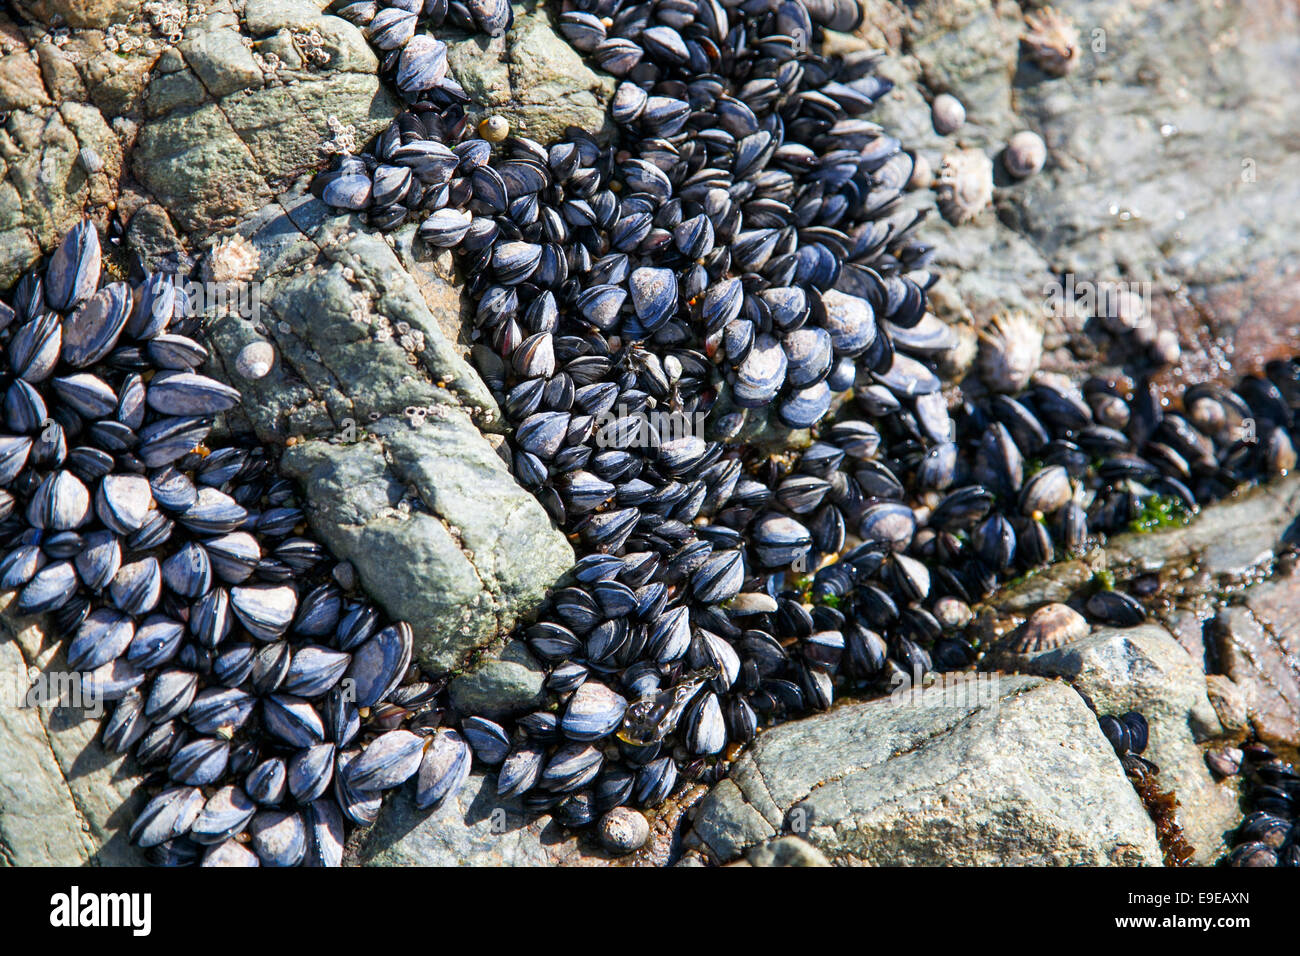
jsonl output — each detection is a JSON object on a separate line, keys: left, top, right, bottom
{"left": 132, "top": 4, "right": 397, "bottom": 238}
{"left": 688, "top": 675, "right": 1163, "bottom": 865}
{"left": 281, "top": 424, "right": 572, "bottom": 674}
{"left": 444, "top": 4, "right": 614, "bottom": 145}
{"left": 0, "top": 593, "right": 146, "bottom": 865}
{"left": 1108, "top": 476, "right": 1300, "bottom": 581}
{"left": 598, "top": 807, "right": 650, "bottom": 855}
{"left": 449, "top": 641, "right": 548, "bottom": 719}
{"left": 854, "top": 0, "right": 1300, "bottom": 388}
{"left": 351, "top": 772, "right": 594, "bottom": 866}
{"left": 1204, "top": 673, "right": 1251, "bottom": 739}
{"left": 190, "top": 199, "right": 572, "bottom": 674}
{"left": 1012, "top": 625, "right": 1239, "bottom": 863}
{"left": 1211, "top": 572, "right": 1300, "bottom": 750}
{"left": 975, "top": 475, "right": 1300, "bottom": 649}
{"left": 745, "top": 835, "right": 832, "bottom": 867}
{"left": 10, "top": 0, "right": 138, "bottom": 29}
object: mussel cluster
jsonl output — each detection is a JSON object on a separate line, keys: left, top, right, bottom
{"left": 321, "top": 0, "right": 954, "bottom": 819}
{"left": 0, "top": 223, "right": 446, "bottom": 866}
{"left": 1225, "top": 743, "right": 1300, "bottom": 867}
{"left": 314, "top": 0, "right": 1300, "bottom": 833}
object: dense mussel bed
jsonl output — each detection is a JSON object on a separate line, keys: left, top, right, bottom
{"left": 317, "top": 0, "right": 1300, "bottom": 849}
{"left": 0, "top": 223, "right": 425, "bottom": 866}
{"left": 2, "top": 0, "right": 1299, "bottom": 866}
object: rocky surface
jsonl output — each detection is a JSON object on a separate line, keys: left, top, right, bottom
{"left": 1212, "top": 575, "right": 1300, "bottom": 751}
{"left": 1012, "top": 625, "right": 1239, "bottom": 863}
{"left": 687, "top": 675, "right": 1164, "bottom": 865}
{"left": 197, "top": 199, "right": 574, "bottom": 672}
{"left": 855, "top": 0, "right": 1300, "bottom": 388}
{"left": 0, "top": 593, "right": 146, "bottom": 866}
{"left": 350, "top": 772, "right": 590, "bottom": 867}
{"left": 3, "top": 0, "right": 1300, "bottom": 867}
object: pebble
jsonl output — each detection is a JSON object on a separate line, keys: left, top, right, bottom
{"left": 931, "top": 93, "right": 966, "bottom": 134}
{"left": 598, "top": 806, "right": 650, "bottom": 854}
{"left": 236, "top": 341, "right": 275, "bottom": 379}
{"left": 1004, "top": 130, "right": 1047, "bottom": 178}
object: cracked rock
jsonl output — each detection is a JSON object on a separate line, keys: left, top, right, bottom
{"left": 350, "top": 771, "right": 597, "bottom": 866}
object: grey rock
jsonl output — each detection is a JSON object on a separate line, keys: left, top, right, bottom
{"left": 192, "top": 203, "right": 571, "bottom": 674}
{"left": 449, "top": 640, "right": 548, "bottom": 719}
{"left": 689, "top": 675, "right": 1162, "bottom": 865}
{"left": 1107, "top": 476, "right": 1300, "bottom": 581}
{"left": 852, "top": 0, "right": 1300, "bottom": 384}
{"left": 280, "top": 421, "right": 571, "bottom": 674}
{"left": 132, "top": 5, "right": 396, "bottom": 237}
{"left": 351, "top": 771, "right": 593, "bottom": 866}
{"left": 445, "top": 4, "right": 614, "bottom": 145}
{"left": 1012, "top": 625, "right": 1239, "bottom": 864}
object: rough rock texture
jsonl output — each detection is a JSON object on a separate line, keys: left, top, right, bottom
{"left": 443, "top": 2, "right": 614, "bottom": 145}
{"left": 350, "top": 772, "right": 593, "bottom": 867}
{"left": 855, "top": 0, "right": 1300, "bottom": 390}
{"left": 688, "top": 675, "right": 1163, "bottom": 865}
{"left": 0, "top": 593, "right": 146, "bottom": 866}
{"left": 0, "top": 19, "right": 123, "bottom": 288}
{"left": 1013, "top": 625, "right": 1239, "bottom": 864}
{"left": 198, "top": 199, "right": 575, "bottom": 673}
{"left": 974, "top": 475, "right": 1300, "bottom": 653}
{"left": 1, "top": 0, "right": 614, "bottom": 280}
{"left": 448, "top": 640, "right": 548, "bottom": 719}
{"left": 1212, "top": 573, "right": 1300, "bottom": 751}
{"left": 1107, "top": 476, "right": 1300, "bottom": 583}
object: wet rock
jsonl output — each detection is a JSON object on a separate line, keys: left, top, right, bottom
{"left": 1204, "top": 673, "right": 1251, "bottom": 739}
{"left": 1108, "top": 476, "right": 1300, "bottom": 581}
{"left": 854, "top": 0, "right": 1300, "bottom": 386}
{"left": 1012, "top": 625, "right": 1238, "bottom": 863}
{"left": 688, "top": 675, "right": 1162, "bottom": 865}
{"left": 1212, "top": 573, "right": 1300, "bottom": 750}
